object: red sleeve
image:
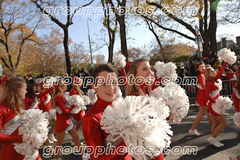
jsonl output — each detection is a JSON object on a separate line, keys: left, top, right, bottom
{"left": 198, "top": 74, "right": 205, "bottom": 90}
{"left": 55, "top": 95, "right": 74, "bottom": 114}
{"left": 82, "top": 116, "right": 126, "bottom": 160}
{"left": 0, "top": 109, "right": 23, "bottom": 143}
{"left": 205, "top": 81, "right": 215, "bottom": 102}
{"left": 216, "top": 62, "right": 227, "bottom": 79}
{"left": 0, "top": 134, "right": 23, "bottom": 143}
{"left": 36, "top": 87, "right": 53, "bottom": 98}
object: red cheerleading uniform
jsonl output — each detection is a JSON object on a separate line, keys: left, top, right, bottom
{"left": 232, "top": 84, "right": 240, "bottom": 112}
{"left": 0, "top": 101, "right": 41, "bottom": 160}
{"left": 69, "top": 88, "right": 85, "bottom": 121}
{"left": 196, "top": 72, "right": 208, "bottom": 106}
{"left": 39, "top": 91, "right": 51, "bottom": 112}
{"left": 205, "top": 62, "right": 227, "bottom": 116}
{"left": 24, "top": 88, "right": 53, "bottom": 110}
{"left": 82, "top": 97, "right": 132, "bottom": 160}
{"left": 54, "top": 94, "right": 74, "bottom": 133}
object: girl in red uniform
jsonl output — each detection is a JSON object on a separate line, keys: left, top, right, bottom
{"left": 24, "top": 83, "right": 53, "bottom": 110}
{"left": 52, "top": 81, "right": 82, "bottom": 160}
{"left": 230, "top": 72, "right": 240, "bottom": 160}
{"left": 189, "top": 62, "right": 212, "bottom": 136}
{"left": 69, "top": 78, "right": 85, "bottom": 133}
{"left": 39, "top": 83, "right": 57, "bottom": 143}
{"left": 205, "top": 62, "right": 227, "bottom": 148}
{"left": 82, "top": 64, "right": 132, "bottom": 160}
{"left": 125, "top": 58, "right": 165, "bottom": 160}
{"left": 0, "top": 76, "right": 41, "bottom": 160}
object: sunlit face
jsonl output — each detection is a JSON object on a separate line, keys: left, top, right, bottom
{"left": 18, "top": 83, "right": 27, "bottom": 100}
{"left": 209, "top": 68, "right": 217, "bottom": 77}
{"left": 135, "top": 61, "right": 154, "bottom": 84}
{"left": 93, "top": 71, "right": 118, "bottom": 102}
{"left": 197, "top": 64, "right": 205, "bottom": 73}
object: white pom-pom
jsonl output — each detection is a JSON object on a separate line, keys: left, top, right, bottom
{"left": 101, "top": 96, "right": 172, "bottom": 160}
{"left": 152, "top": 82, "right": 189, "bottom": 124}
{"left": 116, "top": 87, "right": 122, "bottom": 98}
{"left": 212, "top": 96, "right": 232, "bottom": 114}
{"left": 81, "top": 95, "right": 91, "bottom": 105}
{"left": 233, "top": 112, "right": 240, "bottom": 128}
{"left": 154, "top": 61, "right": 177, "bottom": 81}
{"left": 217, "top": 48, "right": 237, "bottom": 65}
{"left": 67, "top": 95, "right": 87, "bottom": 114}
{"left": 14, "top": 109, "right": 49, "bottom": 156}
{"left": 87, "top": 89, "right": 97, "bottom": 104}
{"left": 113, "top": 53, "right": 126, "bottom": 68}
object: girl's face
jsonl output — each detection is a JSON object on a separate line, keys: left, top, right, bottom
{"left": 209, "top": 68, "right": 217, "bottom": 77}
{"left": 18, "top": 83, "right": 27, "bottom": 100}
{"left": 135, "top": 61, "right": 154, "bottom": 84}
{"left": 63, "top": 84, "right": 67, "bottom": 92}
{"left": 93, "top": 71, "right": 118, "bottom": 102}
{"left": 198, "top": 64, "right": 205, "bottom": 73}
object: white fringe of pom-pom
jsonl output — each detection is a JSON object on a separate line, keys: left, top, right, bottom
{"left": 217, "top": 48, "right": 237, "bottom": 65}
{"left": 101, "top": 96, "right": 172, "bottom": 160}
{"left": 153, "top": 61, "right": 177, "bottom": 81}
{"left": 14, "top": 109, "right": 49, "bottom": 156}
{"left": 113, "top": 53, "right": 126, "bottom": 68}
{"left": 212, "top": 96, "right": 232, "bottom": 115}
{"left": 116, "top": 87, "right": 122, "bottom": 98}
{"left": 233, "top": 112, "right": 240, "bottom": 128}
{"left": 67, "top": 95, "right": 87, "bottom": 114}
{"left": 87, "top": 89, "right": 97, "bottom": 104}
{"left": 152, "top": 82, "right": 189, "bottom": 124}
{"left": 81, "top": 95, "right": 91, "bottom": 105}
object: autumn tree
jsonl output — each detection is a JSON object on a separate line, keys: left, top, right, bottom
{"left": 0, "top": 0, "right": 42, "bottom": 75}
{"left": 19, "top": 28, "right": 65, "bottom": 76}
{"left": 150, "top": 43, "right": 196, "bottom": 63}
{"left": 70, "top": 42, "right": 91, "bottom": 70}
{"left": 31, "top": 0, "right": 94, "bottom": 75}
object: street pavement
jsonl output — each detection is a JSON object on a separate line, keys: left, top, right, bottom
{"left": 40, "top": 104, "right": 240, "bottom": 160}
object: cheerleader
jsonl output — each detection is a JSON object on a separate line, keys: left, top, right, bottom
{"left": 125, "top": 58, "right": 165, "bottom": 160}
{"left": 189, "top": 62, "right": 212, "bottom": 136}
{"left": 39, "top": 83, "right": 57, "bottom": 143}
{"left": 205, "top": 62, "right": 227, "bottom": 148}
{"left": 69, "top": 78, "right": 85, "bottom": 145}
{"left": 82, "top": 64, "right": 132, "bottom": 160}
{"left": 0, "top": 76, "right": 41, "bottom": 160}
{"left": 52, "top": 80, "right": 82, "bottom": 160}
{"left": 230, "top": 72, "right": 240, "bottom": 160}
{"left": 24, "top": 83, "right": 53, "bottom": 110}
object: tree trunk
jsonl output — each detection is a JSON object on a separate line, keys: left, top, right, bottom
{"left": 119, "top": 15, "right": 128, "bottom": 61}
{"left": 209, "top": 0, "right": 217, "bottom": 54}
{"left": 63, "top": 28, "right": 71, "bottom": 75}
